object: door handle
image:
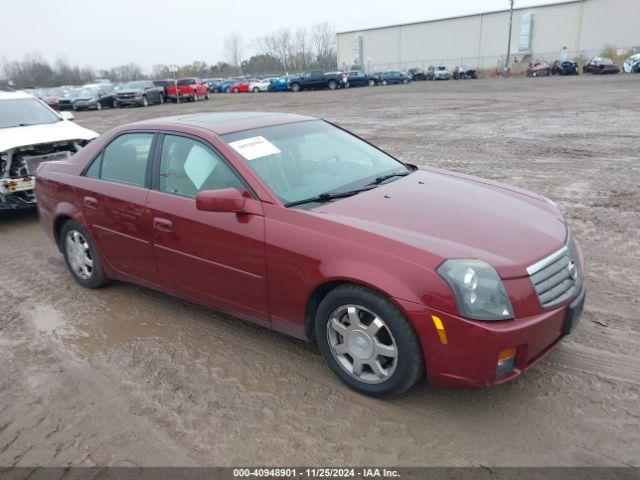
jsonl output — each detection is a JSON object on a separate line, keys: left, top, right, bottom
{"left": 83, "top": 196, "right": 99, "bottom": 209}
{"left": 153, "top": 217, "right": 173, "bottom": 232}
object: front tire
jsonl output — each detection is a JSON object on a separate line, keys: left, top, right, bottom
{"left": 290, "top": 83, "right": 300, "bottom": 92}
{"left": 253, "top": 87, "right": 260, "bottom": 93}
{"left": 381, "top": 79, "right": 388, "bottom": 86}
{"left": 368, "top": 79, "right": 375, "bottom": 86}
{"left": 315, "top": 285, "right": 424, "bottom": 397}
{"left": 60, "top": 220, "right": 109, "bottom": 289}
{"left": 327, "top": 80, "right": 338, "bottom": 90}
{"left": 141, "top": 96, "right": 148, "bottom": 107}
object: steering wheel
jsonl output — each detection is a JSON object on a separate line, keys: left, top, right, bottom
{"left": 311, "top": 155, "right": 341, "bottom": 172}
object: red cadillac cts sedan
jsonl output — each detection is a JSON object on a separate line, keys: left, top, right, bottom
{"left": 36, "top": 112, "right": 586, "bottom": 397}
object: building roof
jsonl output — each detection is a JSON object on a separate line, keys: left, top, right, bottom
{"left": 337, "top": 0, "right": 582, "bottom": 35}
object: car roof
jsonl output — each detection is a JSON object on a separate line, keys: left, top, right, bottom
{"left": 0, "top": 91, "right": 35, "bottom": 100}
{"left": 131, "top": 111, "right": 315, "bottom": 135}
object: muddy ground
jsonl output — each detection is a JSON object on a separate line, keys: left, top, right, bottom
{"left": 1, "top": 75, "right": 639, "bottom": 468}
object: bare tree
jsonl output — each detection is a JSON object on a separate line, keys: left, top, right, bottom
{"left": 311, "top": 22, "right": 337, "bottom": 71}
{"left": 225, "top": 32, "right": 244, "bottom": 67}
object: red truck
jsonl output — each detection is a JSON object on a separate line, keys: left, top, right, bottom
{"left": 166, "top": 77, "right": 209, "bottom": 102}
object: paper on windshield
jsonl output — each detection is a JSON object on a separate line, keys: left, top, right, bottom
{"left": 228, "top": 136, "right": 281, "bottom": 161}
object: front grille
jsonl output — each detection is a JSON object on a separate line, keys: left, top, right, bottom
{"left": 527, "top": 237, "right": 581, "bottom": 308}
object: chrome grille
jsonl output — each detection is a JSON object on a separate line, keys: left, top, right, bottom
{"left": 527, "top": 237, "right": 581, "bottom": 308}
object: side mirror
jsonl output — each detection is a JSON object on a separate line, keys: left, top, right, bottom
{"left": 196, "top": 188, "right": 246, "bottom": 213}
{"left": 60, "top": 111, "right": 74, "bottom": 121}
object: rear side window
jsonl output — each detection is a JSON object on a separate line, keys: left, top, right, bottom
{"left": 85, "top": 133, "right": 153, "bottom": 187}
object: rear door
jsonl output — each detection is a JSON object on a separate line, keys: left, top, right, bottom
{"left": 75, "top": 131, "right": 160, "bottom": 288}
{"left": 145, "top": 132, "right": 270, "bottom": 324}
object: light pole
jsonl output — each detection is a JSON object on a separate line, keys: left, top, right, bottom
{"left": 505, "top": 0, "right": 515, "bottom": 75}
{"left": 169, "top": 64, "right": 179, "bottom": 104}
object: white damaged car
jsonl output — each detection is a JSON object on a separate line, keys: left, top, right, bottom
{"left": 623, "top": 54, "right": 640, "bottom": 73}
{"left": 0, "top": 91, "right": 98, "bottom": 210}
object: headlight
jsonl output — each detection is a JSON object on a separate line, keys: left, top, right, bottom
{"left": 437, "top": 259, "right": 514, "bottom": 321}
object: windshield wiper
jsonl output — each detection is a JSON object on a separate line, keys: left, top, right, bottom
{"left": 285, "top": 186, "right": 376, "bottom": 208}
{"left": 367, "top": 171, "right": 411, "bottom": 186}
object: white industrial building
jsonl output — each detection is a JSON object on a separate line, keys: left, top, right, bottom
{"left": 337, "top": 0, "right": 640, "bottom": 71}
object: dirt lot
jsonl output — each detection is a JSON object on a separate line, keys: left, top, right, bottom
{"left": 1, "top": 75, "right": 639, "bottom": 468}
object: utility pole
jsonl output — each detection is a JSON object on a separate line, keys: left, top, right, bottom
{"left": 505, "top": 0, "right": 515, "bottom": 75}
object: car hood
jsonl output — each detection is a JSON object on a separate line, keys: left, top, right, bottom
{"left": 311, "top": 168, "right": 567, "bottom": 278}
{"left": 0, "top": 121, "right": 98, "bottom": 152}
{"left": 117, "top": 89, "right": 143, "bottom": 94}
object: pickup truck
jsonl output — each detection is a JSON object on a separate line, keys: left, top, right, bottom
{"left": 166, "top": 77, "right": 209, "bottom": 102}
{"left": 287, "top": 70, "right": 345, "bottom": 92}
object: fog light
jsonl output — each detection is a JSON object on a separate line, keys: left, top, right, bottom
{"left": 496, "top": 347, "right": 517, "bottom": 378}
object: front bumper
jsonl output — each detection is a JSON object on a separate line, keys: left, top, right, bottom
{"left": 116, "top": 97, "right": 143, "bottom": 106}
{"left": 0, "top": 176, "right": 36, "bottom": 210}
{"left": 395, "top": 287, "right": 586, "bottom": 388}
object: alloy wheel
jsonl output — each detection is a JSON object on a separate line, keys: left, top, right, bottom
{"left": 326, "top": 304, "right": 398, "bottom": 384}
{"left": 65, "top": 230, "right": 94, "bottom": 280}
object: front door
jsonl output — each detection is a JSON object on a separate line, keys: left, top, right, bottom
{"left": 146, "top": 133, "right": 270, "bottom": 324}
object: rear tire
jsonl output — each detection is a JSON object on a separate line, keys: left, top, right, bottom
{"left": 368, "top": 79, "right": 375, "bottom": 86}
{"left": 327, "top": 80, "right": 338, "bottom": 90}
{"left": 381, "top": 79, "right": 388, "bottom": 86}
{"left": 315, "top": 284, "right": 424, "bottom": 397}
{"left": 192, "top": 91, "right": 199, "bottom": 101}
{"left": 60, "top": 220, "right": 109, "bottom": 289}
{"left": 290, "top": 83, "right": 300, "bottom": 92}
{"left": 253, "top": 87, "right": 260, "bottom": 93}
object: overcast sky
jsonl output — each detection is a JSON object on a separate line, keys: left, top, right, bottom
{"left": 1, "top": 0, "right": 562, "bottom": 71}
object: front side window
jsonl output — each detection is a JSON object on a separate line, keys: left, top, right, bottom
{"left": 86, "top": 133, "right": 153, "bottom": 187}
{"left": 222, "top": 120, "right": 408, "bottom": 205}
{"left": 159, "top": 135, "right": 243, "bottom": 198}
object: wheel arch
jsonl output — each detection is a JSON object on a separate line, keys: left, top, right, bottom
{"left": 52, "top": 202, "right": 85, "bottom": 252}
{"left": 303, "top": 276, "right": 419, "bottom": 344}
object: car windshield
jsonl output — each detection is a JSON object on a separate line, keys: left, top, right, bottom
{"left": 79, "top": 88, "right": 98, "bottom": 97}
{"left": 222, "top": 120, "right": 409, "bottom": 205}
{"left": 599, "top": 58, "right": 613, "bottom": 65}
{"left": 177, "top": 79, "right": 194, "bottom": 85}
{"left": 436, "top": 67, "right": 446, "bottom": 71}
{"left": 123, "top": 81, "right": 145, "bottom": 89}
{"left": 0, "top": 98, "right": 61, "bottom": 129}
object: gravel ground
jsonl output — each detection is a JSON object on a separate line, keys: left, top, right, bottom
{"left": 1, "top": 75, "right": 639, "bottom": 468}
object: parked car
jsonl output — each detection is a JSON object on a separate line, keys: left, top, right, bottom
{"left": 152, "top": 79, "right": 175, "bottom": 100}
{"left": 249, "top": 78, "right": 276, "bottom": 92}
{"left": 73, "top": 84, "right": 117, "bottom": 110}
{"left": 203, "top": 78, "right": 223, "bottom": 92}
{"left": 427, "top": 66, "right": 451, "bottom": 80}
{"left": 551, "top": 60, "right": 579, "bottom": 75}
{"left": 57, "top": 88, "right": 82, "bottom": 110}
{"left": 0, "top": 91, "right": 97, "bottom": 210}
{"left": 229, "top": 81, "right": 250, "bottom": 93}
{"left": 527, "top": 62, "right": 552, "bottom": 77}
{"left": 623, "top": 54, "right": 640, "bottom": 73}
{"left": 345, "top": 71, "right": 373, "bottom": 87}
{"left": 35, "top": 111, "right": 585, "bottom": 397}
{"left": 583, "top": 57, "right": 620, "bottom": 74}
{"left": 115, "top": 81, "right": 164, "bottom": 107}
{"left": 288, "top": 70, "right": 345, "bottom": 92}
{"left": 271, "top": 76, "right": 291, "bottom": 92}
{"left": 377, "top": 71, "right": 411, "bottom": 85}
{"left": 407, "top": 68, "right": 426, "bottom": 81}
{"left": 166, "top": 77, "right": 209, "bottom": 102}
{"left": 452, "top": 65, "right": 477, "bottom": 79}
